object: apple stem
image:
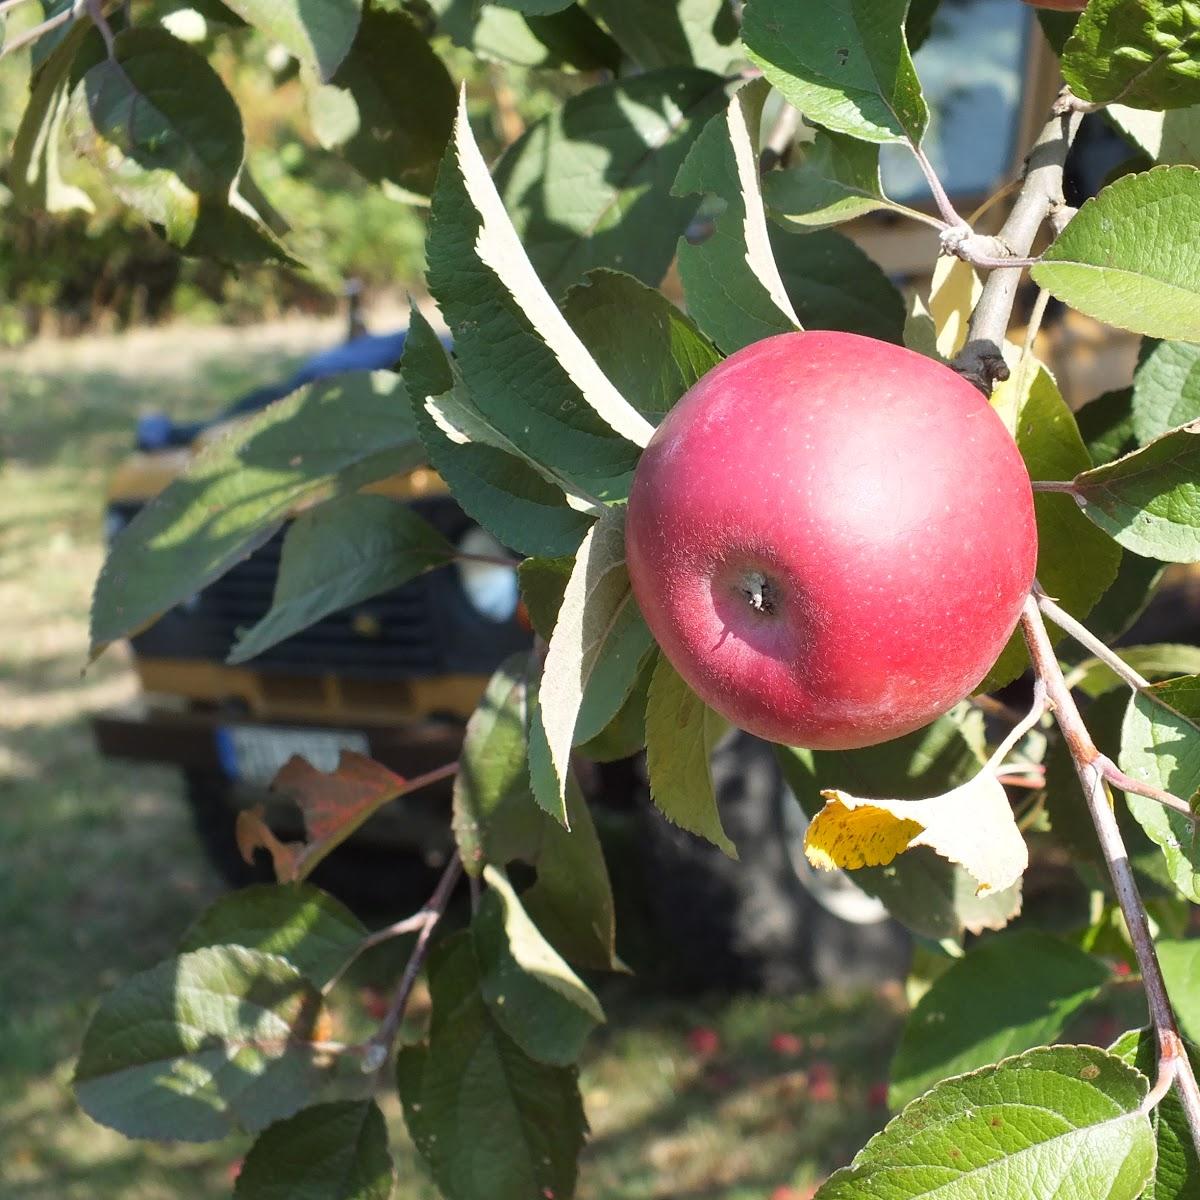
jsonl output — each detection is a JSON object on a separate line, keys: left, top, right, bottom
{"left": 1020, "top": 596, "right": 1200, "bottom": 1151}
{"left": 953, "top": 104, "right": 1085, "bottom": 392}
{"left": 738, "top": 569, "right": 776, "bottom": 615}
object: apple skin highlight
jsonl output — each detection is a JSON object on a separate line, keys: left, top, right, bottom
{"left": 625, "top": 331, "right": 1038, "bottom": 750}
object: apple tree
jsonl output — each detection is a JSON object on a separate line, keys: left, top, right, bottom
{"left": 9, "top": 0, "right": 1200, "bottom": 1195}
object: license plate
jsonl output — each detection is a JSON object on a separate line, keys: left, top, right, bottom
{"left": 215, "top": 725, "right": 371, "bottom": 786}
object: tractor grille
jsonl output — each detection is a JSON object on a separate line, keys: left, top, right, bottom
{"left": 199, "top": 528, "right": 441, "bottom": 675}
{"left": 115, "top": 495, "right": 529, "bottom": 680}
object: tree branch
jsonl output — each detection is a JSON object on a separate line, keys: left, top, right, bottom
{"left": 1020, "top": 597, "right": 1200, "bottom": 1151}
{"left": 365, "top": 852, "right": 463, "bottom": 1062}
{"left": 954, "top": 97, "right": 1084, "bottom": 392}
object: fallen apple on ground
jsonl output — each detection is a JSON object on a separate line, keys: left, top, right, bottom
{"left": 626, "top": 331, "right": 1037, "bottom": 750}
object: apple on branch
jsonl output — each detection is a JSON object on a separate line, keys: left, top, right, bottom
{"left": 626, "top": 331, "right": 1037, "bottom": 750}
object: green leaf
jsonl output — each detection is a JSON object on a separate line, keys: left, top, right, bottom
{"left": 178, "top": 883, "right": 366, "bottom": 989}
{"left": 1134, "top": 340, "right": 1200, "bottom": 445}
{"left": 1082, "top": 552, "right": 1167, "bottom": 645}
{"left": 1073, "top": 420, "right": 1200, "bottom": 561}
{"left": 742, "top": 0, "right": 928, "bottom": 145}
{"left": 90, "top": 373, "right": 422, "bottom": 652}
{"left": 816, "top": 1046, "right": 1155, "bottom": 1200}
{"left": 81, "top": 27, "right": 243, "bottom": 195}
{"left": 397, "top": 934, "right": 586, "bottom": 1200}
{"left": 764, "top": 128, "right": 929, "bottom": 229}
{"left": 429, "top": 94, "right": 652, "bottom": 499}
{"left": 316, "top": 8, "right": 455, "bottom": 196}
{"left": 561, "top": 270, "right": 720, "bottom": 422}
{"left": 228, "top": 495, "right": 457, "bottom": 664}
{"left": 234, "top": 1100, "right": 394, "bottom": 1200}
{"left": 582, "top": 0, "right": 741, "bottom": 72}
{"left": 1120, "top": 674, "right": 1200, "bottom": 901}
{"left": 1077, "top": 386, "right": 1138, "bottom": 465}
{"left": 74, "top": 946, "right": 333, "bottom": 1141}
{"left": 770, "top": 225, "right": 907, "bottom": 344}
{"left": 453, "top": 653, "right": 544, "bottom": 877}
{"left": 1032, "top": 166, "right": 1200, "bottom": 342}
{"left": 496, "top": 0, "right": 574, "bottom": 13}
{"left": 889, "top": 932, "right": 1111, "bottom": 1108}
{"left": 523, "top": 774, "right": 622, "bottom": 971}
{"left": 1037, "top": 9, "right": 1082, "bottom": 55}
{"left": 644, "top": 656, "right": 735, "bottom": 857}
{"left": 1159, "top": 939, "right": 1200, "bottom": 1042}
{"left": 530, "top": 508, "right": 648, "bottom": 818}
{"left": 776, "top": 709, "right": 1025, "bottom": 941}
{"left": 179, "top": 189, "right": 298, "bottom": 267}
{"left": 9, "top": 20, "right": 95, "bottom": 213}
{"left": 1063, "top": 0, "right": 1200, "bottom": 111}
{"left": 983, "top": 360, "right": 1122, "bottom": 689}
{"left": 673, "top": 80, "right": 802, "bottom": 354}
{"left": 1110, "top": 102, "right": 1200, "bottom": 166}
{"left": 221, "top": 0, "right": 361, "bottom": 81}
{"left": 1111, "top": 1027, "right": 1200, "bottom": 1200}
{"left": 473, "top": 865, "right": 603, "bottom": 1066}
{"left": 70, "top": 27, "right": 245, "bottom": 246}
{"left": 576, "top": 650, "right": 655, "bottom": 763}
{"left": 517, "top": 556, "right": 574, "bottom": 640}
{"left": 493, "top": 68, "right": 729, "bottom": 298}
{"left": 1072, "top": 643, "right": 1200, "bottom": 697}
{"left": 402, "top": 308, "right": 595, "bottom": 559}
{"left": 430, "top": 0, "right": 620, "bottom": 72}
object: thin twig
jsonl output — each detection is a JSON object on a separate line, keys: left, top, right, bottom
{"left": 1039, "top": 604, "right": 1146, "bottom": 688}
{"left": 954, "top": 104, "right": 1084, "bottom": 391}
{"left": 322, "top": 910, "right": 438, "bottom": 995}
{"left": 1020, "top": 597, "right": 1200, "bottom": 1151}
{"left": 0, "top": 0, "right": 82, "bottom": 58}
{"left": 1036, "top": 585, "right": 1151, "bottom": 692}
{"left": 968, "top": 175, "right": 1023, "bottom": 225}
{"left": 84, "top": 0, "right": 113, "bottom": 55}
{"left": 986, "top": 678, "right": 1048, "bottom": 772}
{"left": 973, "top": 694, "right": 1029, "bottom": 725}
{"left": 367, "top": 852, "right": 463, "bottom": 1055}
{"left": 1095, "top": 755, "right": 1199, "bottom": 823}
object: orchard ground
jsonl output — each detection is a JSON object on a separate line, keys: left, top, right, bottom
{"left": 0, "top": 319, "right": 910, "bottom": 1199}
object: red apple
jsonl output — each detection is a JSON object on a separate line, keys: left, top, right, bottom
{"left": 625, "top": 331, "right": 1036, "bottom": 750}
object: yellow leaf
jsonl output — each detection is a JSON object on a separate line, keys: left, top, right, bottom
{"left": 804, "top": 770, "right": 1027, "bottom": 896}
{"left": 928, "top": 255, "right": 982, "bottom": 359}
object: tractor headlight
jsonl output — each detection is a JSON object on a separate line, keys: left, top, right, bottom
{"left": 455, "top": 526, "right": 519, "bottom": 623}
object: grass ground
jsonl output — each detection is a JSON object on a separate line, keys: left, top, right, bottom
{"left": 0, "top": 319, "right": 900, "bottom": 1199}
